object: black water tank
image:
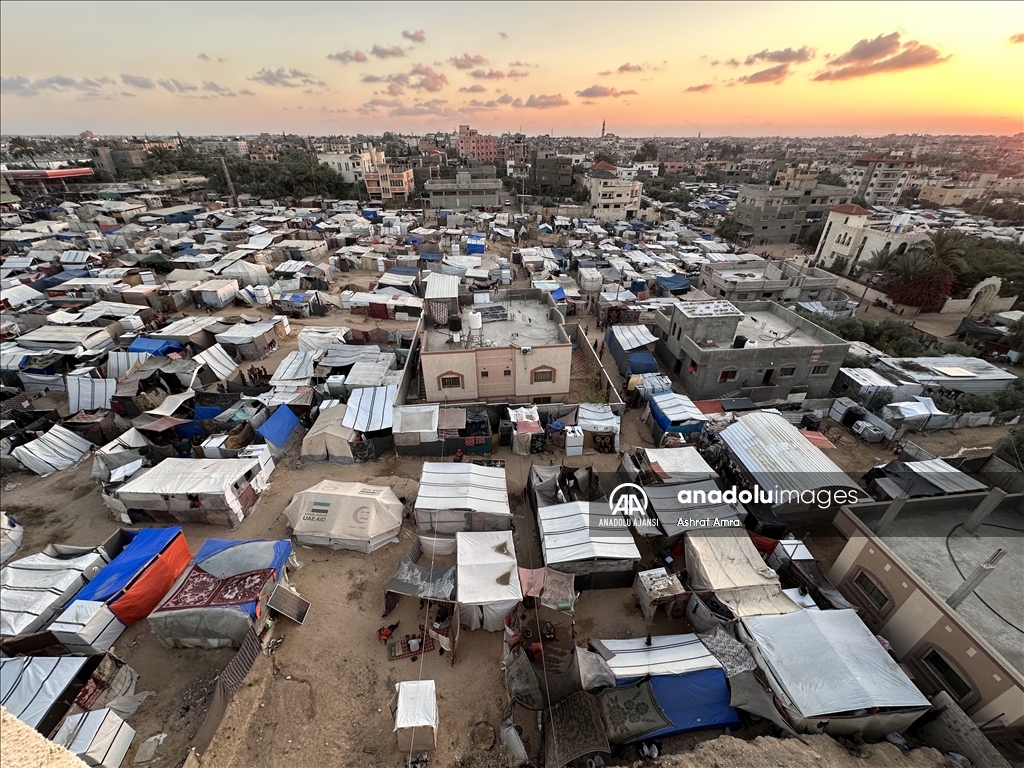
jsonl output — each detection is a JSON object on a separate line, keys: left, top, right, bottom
{"left": 801, "top": 413, "right": 822, "bottom": 430}
{"left": 733, "top": 335, "right": 748, "bottom": 349}
{"left": 448, "top": 315, "right": 462, "bottom": 333}
{"left": 842, "top": 407, "right": 865, "bottom": 429}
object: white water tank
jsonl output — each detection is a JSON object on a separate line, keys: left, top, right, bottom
{"left": 466, "top": 310, "right": 483, "bottom": 330}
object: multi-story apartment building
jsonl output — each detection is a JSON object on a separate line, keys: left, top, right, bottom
{"left": 457, "top": 125, "right": 498, "bottom": 163}
{"left": 843, "top": 151, "right": 914, "bottom": 206}
{"left": 202, "top": 140, "right": 249, "bottom": 157}
{"left": 587, "top": 170, "right": 642, "bottom": 222}
{"left": 88, "top": 146, "right": 148, "bottom": 177}
{"left": 734, "top": 179, "right": 852, "bottom": 245}
{"left": 249, "top": 143, "right": 279, "bottom": 162}
{"left": 814, "top": 203, "right": 930, "bottom": 274}
{"left": 423, "top": 170, "right": 503, "bottom": 209}
{"left": 362, "top": 145, "right": 414, "bottom": 203}
{"left": 653, "top": 299, "right": 850, "bottom": 400}
{"left": 698, "top": 255, "right": 845, "bottom": 304}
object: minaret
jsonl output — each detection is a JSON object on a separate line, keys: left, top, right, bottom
{"left": 601, "top": 120, "right": 606, "bottom": 138}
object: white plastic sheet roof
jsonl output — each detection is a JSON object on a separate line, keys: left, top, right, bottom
{"left": 0, "top": 656, "right": 88, "bottom": 728}
{"left": 611, "top": 324, "right": 658, "bottom": 350}
{"left": 901, "top": 458, "right": 988, "bottom": 494}
{"left": 599, "top": 634, "right": 722, "bottom": 680}
{"left": 536, "top": 501, "right": 640, "bottom": 566}
{"left": 643, "top": 447, "right": 717, "bottom": 481}
{"left": 651, "top": 392, "right": 705, "bottom": 424}
{"left": 394, "top": 680, "right": 438, "bottom": 731}
{"left": 342, "top": 385, "right": 397, "bottom": 432}
{"left": 416, "top": 462, "right": 510, "bottom": 516}
{"left": 742, "top": 609, "right": 930, "bottom": 717}
{"left": 194, "top": 344, "right": 239, "bottom": 381}
{"left": 11, "top": 424, "right": 93, "bottom": 477}
{"left": 67, "top": 375, "right": 116, "bottom": 412}
{"left": 392, "top": 404, "right": 440, "bottom": 438}
{"left": 115, "top": 458, "right": 260, "bottom": 495}
{"left": 145, "top": 390, "right": 194, "bottom": 417}
{"left": 269, "top": 351, "right": 316, "bottom": 386}
{"left": 577, "top": 404, "right": 620, "bottom": 434}
{"left": 720, "top": 411, "right": 859, "bottom": 495}
{"left": 456, "top": 531, "right": 523, "bottom": 606}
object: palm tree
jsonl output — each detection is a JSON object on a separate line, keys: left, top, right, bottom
{"left": 10, "top": 136, "right": 39, "bottom": 168}
{"left": 864, "top": 244, "right": 895, "bottom": 274}
{"left": 889, "top": 249, "right": 939, "bottom": 282}
{"left": 909, "top": 230, "right": 969, "bottom": 274}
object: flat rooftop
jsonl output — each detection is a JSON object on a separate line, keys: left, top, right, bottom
{"left": 424, "top": 299, "right": 563, "bottom": 351}
{"left": 676, "top": 300, "right": 744, "bottom": 319}
{"left": 735, "top": 309, "right": 826, "bottom": 347}
{"left": 855, "top": 497, "right": 1024, "bottom": 676}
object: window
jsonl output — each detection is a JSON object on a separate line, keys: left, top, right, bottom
{"left": 439, "top": 373, "right": 463, "bottom": 389}
{"left": 779, "top": 366, "right": 796, "bottom": 377}
{"left": 532, "top": 368, "right": 554, "bottom": 384}
{"left": 761, "top": 292, "right": 774, "bottom": 299}
{"left": 810, "top": 364, "right": 830, "bottom": 376}
{"left": 480, "top": 371, "right": 489, "bottom": 379}
{"left": 533, "top": 396, "right": 552, "bottom": 404}
{"left": 923, "top": 650, "right": 972, "bottom": 700}
{"left": 503, "top": 369, "right": 512, "bottom": 377}
{"left": 854, "top": 572, "right": 889, "bottom": 611}
{"left": 719, "top": 369, "right": 737, "bottom": 383}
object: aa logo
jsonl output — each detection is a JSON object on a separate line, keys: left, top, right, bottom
{"left": 609, "top": 483, "right": 649, "bottom": 517}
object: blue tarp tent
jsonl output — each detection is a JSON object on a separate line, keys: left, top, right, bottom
{"left": 129, "top": 337, "right": 182, "bottom": 356}
{"left": 257, "top": 404, "right": 300, "bottom": 448}
{"left": 625, "top": 352, "right": 659, "bottom": 376}
{"left": 655, "top": 274, "right": 692, "bottom": 295}
{"left": 466, "top": 234, "right": 486, "bottom": 255}
{"left": 626, "top": 670, "right": 740, "bottom": 739}
{"left": 551, "top": 287, "right": 566, "bottom": 301}
{"left": 191, "top": 538, "right": 291, "bottom": 618}
{"left": 419, "top": 251, "right": 443, "bottom": 261}
{"left": 649, "top": 391, "right": 706, "bottom": 443}
{"left": 193, "top": 404, "right": 225, "bottom": 420}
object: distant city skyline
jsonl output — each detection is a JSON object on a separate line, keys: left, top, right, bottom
{"left": 2, "top": 1, "right": 1022, "bottom": 137}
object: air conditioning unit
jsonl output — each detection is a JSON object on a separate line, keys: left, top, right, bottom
{"left": 521, "top": 346, "right": 532, "bottom": 355}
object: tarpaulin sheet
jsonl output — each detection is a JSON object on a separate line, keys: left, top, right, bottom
{"left": 256, "top": 405, "right": 300, "bottom": 448}
{"left": 0, "top": 656, "right": 88, "bottom": 729}
{"left": 11, "top": 424, "right": 93, "bottom": 477}
{"left": 128, "top": 337, "right": 182, "bottom": 355}
{"left": 73, "top": 528, "right": 192, "bottom": 625}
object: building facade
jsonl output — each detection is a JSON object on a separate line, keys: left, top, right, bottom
{"left": 531, "top": 152, "right": 577, "bottom": 192}
{"left": 699, "top": 255, "right": 844, "bottom": 303}
{"left": 814, "top": 204, "right": 930, "bottom": 275}
{"left": 734, "top": 179, "right": 852, "bottom": 245}
{"left": 844, "top": 151, "right": 915, "bottom": 206}
{"left": 587, "top": 170, "right": 642, "bottom": 222}
{"left": 654, "top": 299, "right": 849, "bottom": 399}
{"left": 457, "top": 125, "right": 498, "bottom": 163}
{"left": 423, "top": 171, "right": 503, "bottom": 209}
{"left": 202, "top": 140, "right": 249, "bottom": 157}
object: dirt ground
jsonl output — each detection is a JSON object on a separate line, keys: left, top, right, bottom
{"left": 2, "top": 265, "right": 1010, "bottom": 767}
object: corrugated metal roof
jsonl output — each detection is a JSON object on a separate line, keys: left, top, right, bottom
{"left": 720, "top": 411, "right": 859, "bottom": 494}
{"left": 904, "top": 459, "right": 988, "bottom": 495}
{"left": 423, "top": 272, "right": 460, "bottom": 300}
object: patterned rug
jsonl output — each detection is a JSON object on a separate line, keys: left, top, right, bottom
{"left": 598, "top": 679, "right": 673, "bottom": 745}
{"left": 387, "top": 626, "right": 435, "bottom": 661}
{"left": 161, "top": 567, "right": 276, "bottom": 611}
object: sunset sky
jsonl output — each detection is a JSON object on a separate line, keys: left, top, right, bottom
{"left": 2, "top": 1, "right": 1022, "bottom": 137}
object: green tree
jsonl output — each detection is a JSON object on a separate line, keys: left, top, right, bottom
{"left": 994, "top": 429, "right": 1024, "bottom": 470}
{"left": 632, "top": 141, "right": 658, "bottom": 163}
{"left": 816, "top": 169, "right": 846, "bottom": 187}
{"left": 1001, "top": 319, "right": 1024, "bottom": 355}
{"left": 10, "top": 137, "right": 39, "bottom": 168}
{"left": 715, "top": 218, "right": 743, "bottom": 243}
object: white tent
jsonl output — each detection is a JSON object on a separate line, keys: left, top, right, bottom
{"left": 392, "top": 404, "right": 440, "bottom": 446}
{"left": 0, "top": 545, "right": 111, "bottom": 637}
{"left": 300, "top": 404, "right": 355, "bottom": 464}
{"left": 393, "top": 680, "right": 438, "bottom": 752}
{"left": 342, "top": 385, "right": 397, "bottom": 432}
{"left": 414, "top": 463, "right": 511, "bottom": 535}
{"left": 11, "top": 424, "right": 93, "bottom": 477}
{"left": 49, "top": 600, "right": 127, "bottom": 655}
{"left": 1, "top": 512, "right": 24, "bottom": 565}
{"left": 193, "top": 344, "right": 239, "bottom": 382}
{"left": 536, "top": 501, "right": 640, "bottom": 571}
{"left": 456, "top": 531, "right": 523, "bottom": 632}
{"left": 684, "top": 528, "right": 801, "bottom": 617}
{"left": 600, "top": 634, "right": 722, "bottom": 680}
{"left": 284, "top": 481, "right": 403, "bottom": 553}
{"left": 0, "top": 656, "right": 89, "bottom": 729}
{"left": 740, "top": 609, "right": 931, "bottom": 737}
{"left": 53, "top": 708, "right": 136, "bottom": 768}
{"left": 67, "top": 374, "right": 117, "bottom": 412}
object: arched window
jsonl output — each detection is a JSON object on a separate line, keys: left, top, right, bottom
{"left": 437, "top": 371, "right": 464, "bottom": 390}
{"left": 530, "top": 366, "right": 556, "bottom": 384}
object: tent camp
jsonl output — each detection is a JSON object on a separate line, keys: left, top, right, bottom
{"left": 456, "top": 531, "right": 522, "bottom": 632}
{"left": 739, "top": 609, "right": 931, "bottom": 737}
{"left": 299, "top": 404, "right": 355, "bottom": 464}
{"left": 285, "top": 481, "right": 403, "bottom": 553}
{"left": 341, "top": 384, "right": 397, "bottom": 461}
{"left": 149, "top": 538, "right": 292, "bottom": 648}
{"left": 109, "top": 457, "right": 268, "bottom": 527}
{"left": 11, "top": 424, "right": 93, "bottom": 477}
{"left": 535, "top": 501, "right": 640, "bottom": 589}
{"left": 414, "top": 463, "right": 511, "bottom": 539}
{"left": 0, "top": 544, "right": 113, "bottom": 638}
{"left": 649, "top": 392, "right": 706, "bottom": 445}
{"left": 392, "top": 404, "right": 440, "bottom": 454}
{"left": 596, "top": 634, "right": 740, "bottom": 743}
{"left": 392, "top": 680, "right": 438, "bottom": 752}
{"left": 52, "top": 708, "right": 136, "bottom": 768}
{"left": 91, "top": 428, "right": 149, "bottom": 485}
{"left": 684, "top": 528, "right": 801, "bottom": 618}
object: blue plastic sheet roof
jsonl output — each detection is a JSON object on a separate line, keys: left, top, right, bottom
{"left": 551, "top": 287, "right": 566, "bottom": 300}
{"left": 636, "top": 669, "right": 739, "bottom": 739}
{"left": 625, "top": 351, "right": 659, "bottom": 375}
{"left": 656, "top": 274, "right": 691, "bottom": 292}
{"left": 128, "top": 337, "right": 182, "bottom": 355}
{"left": 256, "top": 404, "right": 300, "bottom": 448}
{"left": 74, "top": 527, "right": 182, "bottom": 605}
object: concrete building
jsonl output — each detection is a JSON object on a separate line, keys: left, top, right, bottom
{"left": 918, "top": 183, "right": 976, "bottom": 207}
{"left": 202, "top": 140, "right": 249, "bottom": 157}
{"left": 457, "top": 125, "right": 497, "bottom": 163}
{"left": 587, "top": 170, "right": 642, "bottom": 222}
{"left": 363, "top": 146, "right": 415, "bottom": 203}
{"left": 699, "top": 255, "right": 845, "bottom": 303}
{"left": 734, "top": 179, "right": 851, "bottom": 245}
{"left": 498, "top": 142, "right": 529, "bottom": 165}
{"left": 249, "top": 143, "right": 279, "bottom": 162}
{"left": 814, "top": 204, "right": 930, "bottom": 275}
{"left": 531, "top": 152, "right": 577, "bottom": 192}
{"left": 318, "top": 150, "right": 370, "bottom": 185}
{"left": 654, "top": 299, "right": 850, "bottom": 399}
{"left": 829, "top": 492, "right": 1024, "bottom": 729}
{"left": 423, "top": 170, "right": 503, "bottom": 209}
{"left": 88, "top": 146, "right": 147, "bottom": 176}
{"left": 844, "top": 151, "right": 915, "bottom": 206}
{"left": 419, "top": 300, "right": 572, "bottom": 404}
{"left": 616, "top": 162, "right": 659, "bottom": 180}
{"left": 702, "top": 161, "right": 755, "bottom": 184}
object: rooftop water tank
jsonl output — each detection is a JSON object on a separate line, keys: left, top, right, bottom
{"left": 466, "top": 310, "right": 483, "bottom": 331}
{"left": 448, "top": 315, "right": 462, "bottom": 333}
